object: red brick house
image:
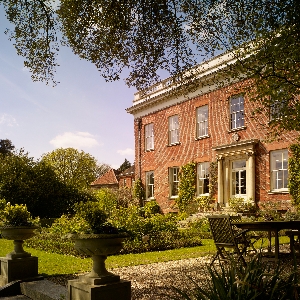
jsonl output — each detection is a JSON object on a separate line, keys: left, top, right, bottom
{"left": 91, "top": 166, "right": 135, "bottom": 190}
{"left": 126, "top": 52, "right": 299, "bottom": 213}
{"left": 118, "top": 165, "right": 135, "bottom": 189}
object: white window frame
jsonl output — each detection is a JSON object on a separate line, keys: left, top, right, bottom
{"left": 169, "top": 167, "right": 179, "bottom": 197}
{"left": 145, "top": 123, "right": 154, "bottom": 151}
{"left": 168, "top": 115, "right": 179, "bottom": 145}
{"left": 231, "top": 160, "right": 247, "bottom": 198}
{"left": 230, "top": 95, "right": 245, "bottom": 130}
{"left": 146, "top": 171, "right": 154, "bottom": 199}
{"left": 270, "top": 149, "right": 288, "bottom": 192}
{"left": 197, "top": 162, "right": 210, "bottom": 195}
{"left": 196, "top": 105, "right": 209, "bottom": 138}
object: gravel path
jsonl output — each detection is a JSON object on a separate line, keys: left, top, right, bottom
{"left": 47, "top": 245, "right": 297, "bottom": 299}
{"left": 47, "top": 255, "right": 213, "bottom": 299}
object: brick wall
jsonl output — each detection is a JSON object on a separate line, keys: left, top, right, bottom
{"left": 133, "top": 80, "right": 299, "bottom": 212}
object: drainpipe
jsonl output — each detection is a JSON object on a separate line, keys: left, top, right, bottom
{"left": 137, "top": 118, "right": 142, "bottom": 179}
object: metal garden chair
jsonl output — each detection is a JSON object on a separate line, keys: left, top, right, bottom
{"left": 207, "top": 215, "right": 250, "bottom": 266}
{"left": 230, "top": 215, "right": 259, "bottom": 254}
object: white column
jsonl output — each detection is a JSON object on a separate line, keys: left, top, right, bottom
{"left": 224, "top": 160, "right": 229, "bottom": 206}
{"left": 217, "top": 156, "right": 224, "bottom": 206}
{"left": 247, "top": 151, "right": 255, "bottom": 202}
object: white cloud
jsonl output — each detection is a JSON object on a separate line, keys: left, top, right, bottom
{"left": 0, "top": 114, "right": 18, "bottom": 127}
{"left": 117, "top": 148, "right": 134, "bottom": 156}
{"left": 50, "top": 132, "right": 99, "bottom": 149}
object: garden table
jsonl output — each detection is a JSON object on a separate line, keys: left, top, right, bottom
{"left": 232, "top": 221, "right": 300, "bottom": 260}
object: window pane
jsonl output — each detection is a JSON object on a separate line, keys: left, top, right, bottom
{"left": 170, "top": 167, "right": 179, "bottom": 196}
{"left": 197, "top": 106, "right": 208, "bottom": 137}
{"left": 145, "top": 123, "right": 154, "bottom": 150}
{"left": 230, "top": 95, "right": 244, "bottom": 129}
{"left": 169, "top": 115, "right": 179, "bottom": 144}
{"left": 146, "top": 171, "right": 154, "bottom": 198}
{"left": 197, "top": 162, "right": 209, "bottom": 195}
{"left": 270, "top": 149, "right": 288, "bottom": 191}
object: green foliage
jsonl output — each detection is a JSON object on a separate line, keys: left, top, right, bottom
{"left": 177, "top": 162, "right": 196, "bottom": 213}
{"left": 95, "top": 187, "right": 139, "bottom": 212}
{"left": 0, "top": 199, "right": 6, "bottom": 216}
{"left": 1, "top": 202, "right": 38, "bottom": 227}
{"left": 208, "top": 161, "right": 217, "bottom": 201}
{"left": 289, "top": 143, "right": 300, "bottom": 207}
{"left": 94, "top": 189, "right": 118, "bottom": 215}
{"left": 229, "top": 197, "right": 257, "bottom": 213}
{"left": 27, "top": 208, "right": 203, "bottom": 255}
{"left": 0, "top": 139, "right": 15, "bottom": 155}
{"left": 195, "top": 196, "right": 211, "bottom": 212}
{"left": 171, "top": 255, "right": 299, "bottom": 300}
{"left": 41, "top": 147, "right": 104, "bottom": 190}
{"left": 118, "top": 158, "right": 132, "bottom": 173}
{"left": 143, "top": 200, "right": 160, "bottom": 217}
{"left": 132, "top": 178, "right": 145, "bottom": 203}
{"left": 3, "top": 0, "right": 300, "bottom": 137}
{"left": 48, "top": 215, "right": 89, "bottom": 235}
{"left": 24, "top": 229, "right": 81, "bottom": 258}
{"left": 0, "top": 150, "right": 97, "bottom": 218}
{"left": 258, "top": 201, "right": 282, "bottom": 221}
{"left": 74, "top": 201, "right": 119, "bottom": 234}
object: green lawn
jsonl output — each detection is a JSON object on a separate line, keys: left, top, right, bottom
{"left": 0, "top": 236, "right": 290, "bottom": 276}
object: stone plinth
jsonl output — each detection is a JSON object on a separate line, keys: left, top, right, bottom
{"left": 68, "top": 279, "right": 131, "bottom": 300}
{"left": 0, "top": 256, "right": 38, "bottom": 287}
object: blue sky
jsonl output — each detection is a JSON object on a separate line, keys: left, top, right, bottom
{"left": 0, "top": 6, "right": 135, "bottom": 169}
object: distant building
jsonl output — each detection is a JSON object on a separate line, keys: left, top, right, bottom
{"left": 126, "top": 52, "right": 299, "bottom": 213}
{"left": 118, "top": 165, "right": 135, "bottom": 189}
{"left": 91, "top": 165, "right": 135, "bottom": 190}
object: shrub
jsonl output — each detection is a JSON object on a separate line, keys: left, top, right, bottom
{"left": 229, "top": 197, "right": 257, "bottom": 213}
{"left": 132, "top": 178, "right": 145, "bottom": 204}
{"left": 289, "top": 143, "right": 300, "bottom": 207}
{"left": 195, "top": 196, "right": 211, "bottom": 212}
{"left": 177, "top": 162, "right": 196, "bottom": 213}
{"left": 171, "top": 255, "right": 299, "bottom": 299}
{"left": 258, "top": 201, "right": 282, "bottom": 221}
{"left": 25, "top": 230, "right": 81, "bottom": 257}
{"left": 48, "top": 215, "right": 89, "bottom": 235}
{"left": 1, "top": 202, "right": 38, "bottom": 227}
{"left": 143, "top": 200, "right": 161, "bottom": 217}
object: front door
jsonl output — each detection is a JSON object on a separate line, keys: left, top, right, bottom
{"left": 231, "top": 160, "right": 247, "bottom": 198}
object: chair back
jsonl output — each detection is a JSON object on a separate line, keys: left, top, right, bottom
{"left": 207, "top": 215, "right": 236, "bottom": 246}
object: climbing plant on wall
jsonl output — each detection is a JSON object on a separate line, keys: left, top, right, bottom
{"left": 176, "top": 162, "right": 196, "bottom": 213}
{"left": 208, "top": 161, "right": 218, "bottom": 201}
{"left": 132, "top": 178, "right": 145, "bottom": 206}
{"left": 289, "top": 144, "right": 300, "bottom": 208}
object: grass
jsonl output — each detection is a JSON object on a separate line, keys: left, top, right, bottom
{"left": 0, "top": 236, "right": 290, "bottom": 276}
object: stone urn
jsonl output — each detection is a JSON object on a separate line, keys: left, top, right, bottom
{"left": 0, "top": 226, "right": 38, "bottom": 259}
{"left": 69, "top": 233, "right": 128, "bottom": 285}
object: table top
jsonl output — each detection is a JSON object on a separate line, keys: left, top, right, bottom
{"left": 232, "top": 220, "right": 300, "bottom": 231}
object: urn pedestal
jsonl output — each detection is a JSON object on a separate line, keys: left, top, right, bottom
{"left": 0, "top": 226, "right": 39, "bottom": 287}
{"left": 68, "top": 233, "right": 131, "bottom": 300}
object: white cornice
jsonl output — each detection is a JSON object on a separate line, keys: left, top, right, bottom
{"left": 126, "top": 51, "right": 243, "bottom": 118}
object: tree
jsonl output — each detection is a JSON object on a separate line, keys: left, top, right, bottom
{"left": 41, "top": 147, "right": 108, "bottom": 189}
{"left": 118, "top": 158, "right": 132, "bottom": 173}
{"left": 0, "top": 139, "right": 15, "bottom": 155}
{"left": 1, "top": 0, "right": 299, "bottom": 134}
{"left": 0, "top": 149, "right": 97, "bottom": 218}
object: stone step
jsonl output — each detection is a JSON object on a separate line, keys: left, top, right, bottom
{"left": 20, "top": 280, "right": 67, "bottom": 300}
